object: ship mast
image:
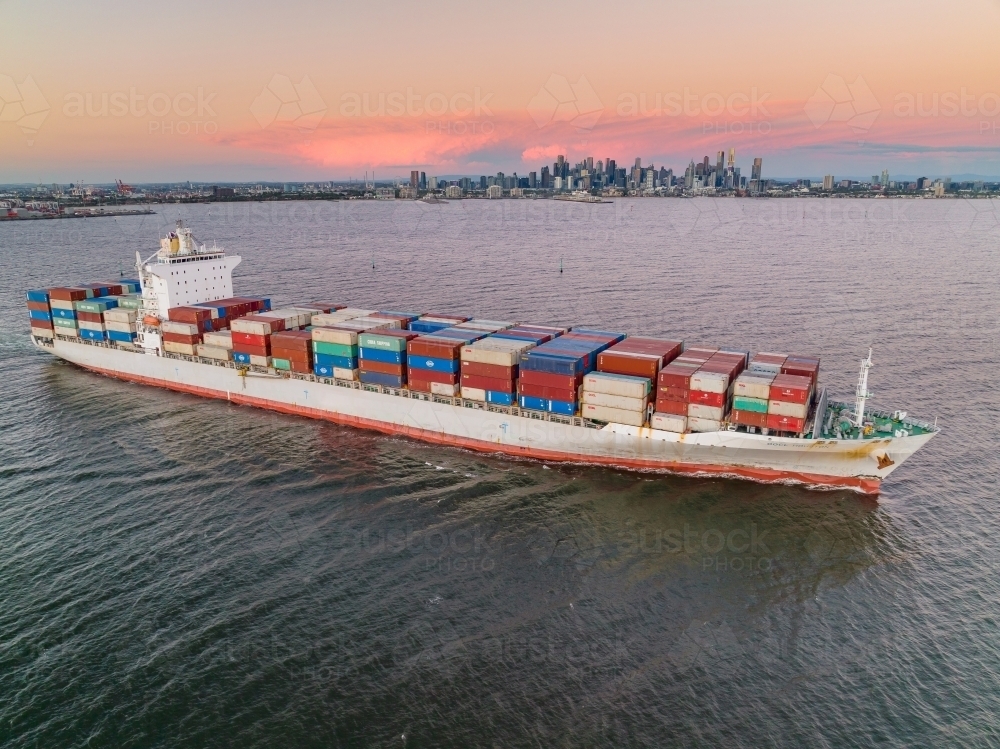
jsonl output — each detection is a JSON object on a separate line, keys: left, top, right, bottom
{"left": 853, "top": 348, "right": 874, "bottom": 427}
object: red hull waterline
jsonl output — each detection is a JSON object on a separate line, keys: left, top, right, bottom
{"left": 79, "top": 362, "right": 883, "bottom": 495}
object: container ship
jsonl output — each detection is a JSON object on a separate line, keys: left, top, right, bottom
{"left": 25, "top": 222, "right": 937, "bottom": 494}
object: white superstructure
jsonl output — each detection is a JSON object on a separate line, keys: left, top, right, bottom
{"left": 135, "top": 220, "right": 241, "bottom": 353}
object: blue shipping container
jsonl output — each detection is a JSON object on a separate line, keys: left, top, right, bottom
{"left": 315, "top": 353, "right": 358, "bottom": 370}
{"left": 80, "top": 328, "right": 106, "bottom": 341}
{"left": 360, "top": 371, "right": 405, "bottom": 388}
{"left": 486, "top": 390, "right": 515, "bottom": 406}
{"left": 28, "top": 309, "right": 52, "bottom": 321}
{"left": 233, "top": 351, "right": 252, "bottom": 364}
{"left": 519, "top": 351, "right": 592, "bottom": 376}
{"left": 107, "top": 330, "right": 136, "bottom": 343}
{"left": 408, "top": 356, "right": 460, "bottom": 373}
{"left": 26, "top": 289, "right": 50, "bottom": 303}
{"left": 359, "top": 347, "right": 405, "bottom": 365}
{"left": 518, "top": 395, "right": 576, "bottom": 415}
{"left": 51, "top": 308, "right": 76, "bottom": 320}
{"left": 409, "top": 321, "right": 451, "bottom": 334}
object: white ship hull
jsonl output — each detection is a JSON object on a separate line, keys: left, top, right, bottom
{"left": 39, "top": 337, "right": 936, "bottom": 494}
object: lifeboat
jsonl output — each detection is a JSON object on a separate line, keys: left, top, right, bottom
{"left": 143, "top": 315, "right": 161, "bottom": 327}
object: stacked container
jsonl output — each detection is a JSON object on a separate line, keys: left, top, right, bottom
{"left": 460, "top": 336, "right": 537, "bottom": 405}
{"left": 162, "top": 319, "right": 201, "bottom": 355}
{"left": 580, "top": 372, "right": 652, "bottom": 426}
{"left": 26, "top": 289, "right": 54, "bottom": 340}
{"left": 104, "top": 306, "right": 139, "bottom": 344}
{"left": 312, "top": 324, "right": 363, "bottom": 379}
{"left": 230, "top": 314, "right": 284, "bottom": 366}
{"left": 371, "top": 311, "right": 421, "bottom": 329}
{"left": 358, "top": 330, "right": 417, "bottom": 387}
{"left": 311, "top": 308, "right": 375, "bottom": 327}
{"left": 197, "top": 330, "right": 233, "bottom": 361}
{"left": 76, "top": 297, "right": 119, "bottom": 341}
{"left": 48, "top": 287, "right": 89, "bottom": 338}
{"left": 408, "top": 335, "right": 464, "bottom": 395}
{"left": 270, "top": 330, "right": 314, "bottom": 373}
{"left": 518, "top": 329, "right": 626, "bottom": 415}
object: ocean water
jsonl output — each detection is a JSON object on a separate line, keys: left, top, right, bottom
{"left": 2, "top": 197, "right": 999, "bottom": 747}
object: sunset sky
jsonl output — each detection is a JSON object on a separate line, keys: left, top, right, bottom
{"left": 2, "top": 0, "right": 1000, "bottom": 183}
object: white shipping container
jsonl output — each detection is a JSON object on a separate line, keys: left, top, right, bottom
{"left": 31, "top": 327, "right": 55, "bottom": 340}
{"left": 249, "top": 354, "right": 271, "bottom": 367}
{"left": 580, "top": 390, "right": 648, "bottom": 412}
{"left": 581, "top": 403, "right": 647, "bottom": 427}
{"left": 195, "top": 344, "right": 232, "bottom": 361}
{"left": 163, "top": 341, "right": 197, "bottom": 356}
{"left": 474, "top": 337, "right": 535, "bottom": 352}
{"left": 688, "top": 416, "right": 723, "bottom": 433}
{"left": 349, "top": 317, "right": 400, "bottom": 329}
{"left": 582, "top": 371, "right": 651, "bottom": 398}
{"left": 460, "top": 386, "right": 487, "bottom": 402}
{"left": 767, "top": 399, "right": 808, "bottom": 419}
{"left": 332, "top": 367, "right": 359, "bottom": 381}
{"left": 749, "top": 362, "right": 782, "bottom": 376}
{"left": 202, "top": 331, "right": 233, "bottom": 349}
{"left": 687, "top": 403, "right": 726, "bottom": 420}
{"left": 312, "top": 327, "right": 360, "bottom": 345}
{"left": 162, "top": 320, "right": 200, "bottom": 336}
{"left": 734, "top": 374, "right": 773, "bottom": 400}
{"left": 103, "top": 308, "right": 137, "bottom": 324}
{"left": 58, "top": 327, "right": 79, "bottom": 337}
{"left": 230, "top": 318, "right": 275, "bottom": 336}
{"left": 78, "top": 320, "right": 105, "bottom": 332}
{"left": 49, "top": 299, "right": 75, "bottom": 310}
{"left": 104, "top": 321, "right": 137, "bottom": 334}
{"left": 650, "top": 412, "right": 686, "bottom": 433}
{"left": 460, "top": 347, "right": 519, "bottom": 366}
{"left": 431, "top": 382, "right": 460, "bottom": 396}
{"left": 690, "top": 371, "right": 729, "bottom": 393}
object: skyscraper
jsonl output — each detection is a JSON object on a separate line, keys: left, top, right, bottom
{"left": 410, "top": 170, "right": 419, "bottom": 188}
{"left": 750, "top": 158, "right": 763, "bottom": 194}
{"left": 715, "top": 151, "right": 725, "bottom": 186}
{"left": 419, "top": 171, "right": 426, "bottom": 190}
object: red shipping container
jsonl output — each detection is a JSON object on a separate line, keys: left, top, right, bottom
{"left": 409, "top": 377, "right": 433, "bottom": 393}
{"left": 461, "top": 361, "right": 517, "bottom": 379}
{"left": 658, "top": 364, "right": 700, "bottom": 389}
{"left": 272, "top": 348, "right": 311, "bottom": 365}
{"left": 163, "top": 332, "right": 200, "bottom": 345}
{"left": 518, "top": 381, "right": 577, "bottom": 402}
{"left": 48, "top": 287, "right": 89, "bottom": 302}
{"left": 654, "top": 398, "right": 688, "bottom": 416}
{"left": 77, "top": 310, "right": 104, "bottom": 324}
{"left": 781, "top": 362, "right": 819, "bottom": 380}
{"left": 407, "top": 367, "right": 458, "bottom": 385}
{"left": 231, "top": 331, "right": 269, "bottom": 348}
{"left": 271, "top": 330, "right": 312, "bottom": 352}
{"left": 597, "top": 351, "right": 661, "bottom": 379}
{"left": 26, "top": 300, "right": 49, "bottom": 312}
{"left": 233, "top": 343, "right": 270, "bottom": 357}
{"left": 409, "top": 337, "right": 464, "bottom": 359}
{"left": 688, "top": 390, "right": 725, "bottom": 407}
{"left": 289, "top": 359, "right": 313, "bottom": 374}
{"left": 731, "top": 410, "right": 768, "bottom": 428}
{"left": 360, "top": 359, "right": 405, "bottom": 376}
{"left": 519, "top": 369, "right": 583, "bottom": 391}
{"left": 169, "top": 306, "right": 212, "bottom": 323}
{"left": 767, "top": 413, "right": 806, "bottom": 433}
{"left": 657, "top": 385, "right": 689, "bottom": 402}
{"left": 31, "top": 320, "right": 54, "bottom": 331}
{"left": 461, "top": 373, "right": 516, "bottom": 393}
{"left": 769, "top": 374, "right": 813, "bottom": 404}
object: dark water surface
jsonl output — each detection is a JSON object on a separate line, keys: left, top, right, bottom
{"left": 2, "top": 198, "right": 999, "bottom": 747}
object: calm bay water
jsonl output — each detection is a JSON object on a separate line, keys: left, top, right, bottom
{"left": 2, "top": 197, "right": 999, "bottom": 747}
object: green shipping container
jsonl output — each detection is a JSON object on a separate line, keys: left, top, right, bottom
{"left": 115, "top": 295, "right": 144, "bottom": 309}
{"left": 732, "top": 395, "right": 768, "bottom": 413}
{"left": 75, "top": 299, "right": 116, "bottom": 313}
{"left": 53, "top": 317, "right": 79, "bottom": 329}
{"left": 359, "top": 332, "right": 407, "bottom": 352}
{"left": 313, "top": 340, "right": 358, "bottom": 357}
{"left": 272, "top": 358, "right": 291, "bottom": 371}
